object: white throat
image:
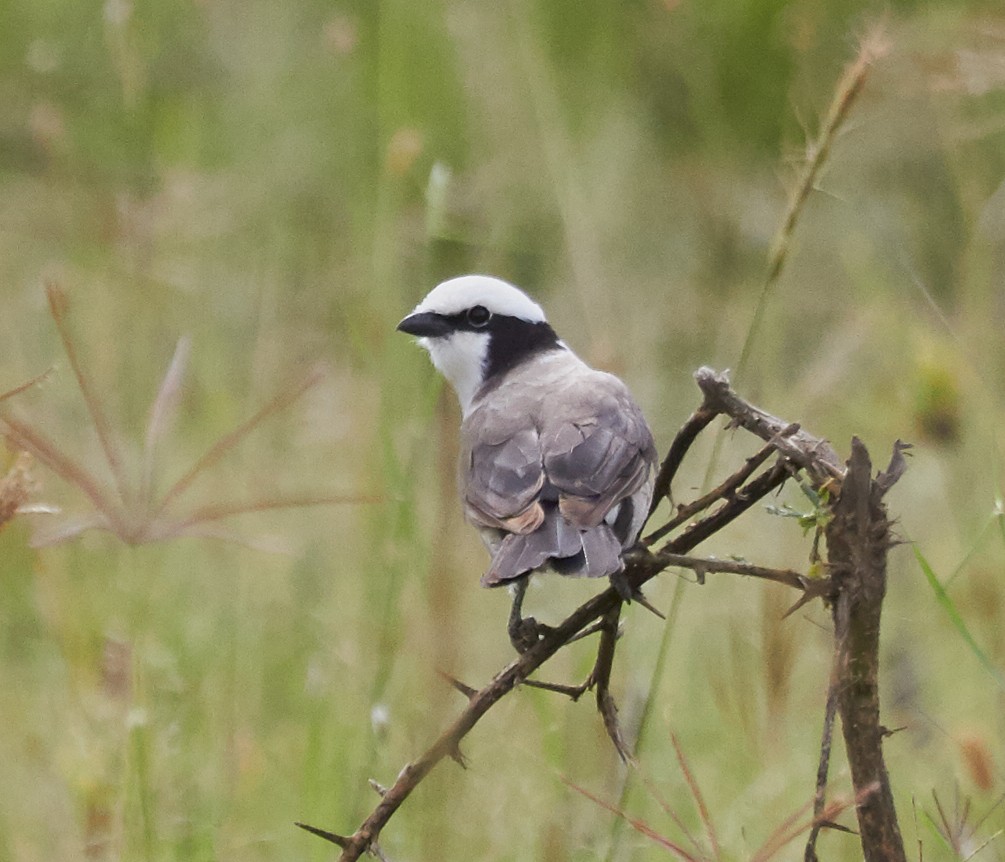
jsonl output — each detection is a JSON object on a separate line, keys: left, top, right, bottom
{"left": 421, "top": 332, "right": 489, "bottom": 416}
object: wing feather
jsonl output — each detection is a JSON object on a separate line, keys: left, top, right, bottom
{"left": 464, "top": 427, "right": 544, "bottom": 532}
{"left": 544, "top": 401, "right": 655, "bottom": 529}
{"left": 460, "top": 355, "right": 657, "bottom": 583}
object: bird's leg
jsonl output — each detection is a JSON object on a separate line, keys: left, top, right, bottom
{"left": 507, "top": 577, "right": 554, "bottom": 653}
{"left": 609, "top": 568, "right": 636, "bottom": 603}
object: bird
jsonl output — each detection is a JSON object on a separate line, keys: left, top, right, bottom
{"left": 397, "top": 274, "right": 658, "bottom": 650}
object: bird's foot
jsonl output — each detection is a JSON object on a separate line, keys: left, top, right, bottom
{"left": 508, "top": 615, "right": 555, "bottom": 654}
{"left": 609, "top": 568, "right": 636, "bottom": 602}
{"left": 507, "top": 575, "right": 554, "bottom": 653}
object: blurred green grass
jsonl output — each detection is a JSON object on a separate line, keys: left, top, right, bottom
{"left": 2, "top": 1, "right": 1005, "bottom": 860}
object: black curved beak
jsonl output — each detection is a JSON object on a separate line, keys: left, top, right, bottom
{"left": 396, "top": 311, "right": 452, "bottom": 338}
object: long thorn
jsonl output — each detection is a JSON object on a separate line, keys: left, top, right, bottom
{"left": 294, "top": 822, "right": 350, "bottom": 848}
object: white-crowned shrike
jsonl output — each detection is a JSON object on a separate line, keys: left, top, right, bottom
{"left": 398, "top": 274, "right": 657, "bottom": 649}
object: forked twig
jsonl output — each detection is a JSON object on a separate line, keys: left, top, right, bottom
{"left": 645, "top": 436, "right": 781, "bottom": 545}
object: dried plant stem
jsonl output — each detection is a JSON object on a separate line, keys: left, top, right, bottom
{"left": 765, "top": 29, "right": 888, "bottom": 285}
{"left": 824, "top": 438, "right": 908, "bottom": 861}
{"left": 141, "top": 336, "right": 191, "bottom": 505}
{"left": 737, "top": 27, "right": 889, "bottom": 383}
{"left": 0, "top": 368, "right": 52, "bottom": 405}
{"left": 45, "top": 283, "right": 132, "bottom": 507}
{"left": 1, "top": 413, "right": 124, "bottom": 534}
{"left": 0, "top": 453, "right": 34, "bottom": 530}
{"left": 804, "top": 632, "right": 842, "bottom": 862}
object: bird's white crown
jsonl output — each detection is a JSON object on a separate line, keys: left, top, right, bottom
{"left": 411, "top": 275, "right": 547, "bottom": 322}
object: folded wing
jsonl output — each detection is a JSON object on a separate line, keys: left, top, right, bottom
{"left": 465, "top": 379, "right": 655, "bottom": 586}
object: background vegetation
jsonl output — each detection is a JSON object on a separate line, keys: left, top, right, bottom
{"left": 1, "top": 0, "right": 1004, "bottom": 859}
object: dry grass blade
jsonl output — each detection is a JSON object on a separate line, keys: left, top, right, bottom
{"left": 45, "top": 282, "right": 131, "bottom": 506}
{"left": 29, "top": 513, "right": 107, "bottom": 547}
{"left": 763, "top": 25, "right": 890, "bottom": 286}
{"left": 562, "top": 778, "right": 702, "bottom": 861}
{"left": 971, "top": 791, "right": 1005, "bottom": 836}
{"left": 141, "top": 335, "right": 191, "bottom": 504}
{"left": 728, "top": 23, "right": 890, "bottom": 408}
{"left": 0, "top": 368, "right": 52, "bottom": 405}
{"left": 170, "top": 523, "right": 295, "bottom": 554}
{"left": 964, "top": 830, "right": 1003, "bottom": 862}
{"left": 751, "top": 787, "right": 871, "bottom": 862}
{"left": 174, "top": 493, "right": 378, "bottom": 529}
{"left": 155, "top": 367, "right": 324, "bottom": 516}
{"left": 671, "top": 733, "right": 721, "bottom": 860}
{"left": 632, "top": 766, "right": 706, "bottom": 860}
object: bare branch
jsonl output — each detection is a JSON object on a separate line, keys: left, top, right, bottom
{"left": 694, "top": 368, "right": 843, "bottom": 487}
{"left": 642, "top": 458, "right": 793, "bottom": 563}
{"left": 653, "top": 551, "right": 812, "bottom": 592}
{"left": 804, "top": 628, "right": 842, "bottom": 862}
{"left": 648, "top": 403, "right": 719, "bottom": 517}
{"left": 593, "top": 604, "right": 632, "bottom": 763}
{"left": 825, "top": 439, "right": 907, "bottom": 861}
{"left": 645, "top": 436, "right": 779, "bottom": 545}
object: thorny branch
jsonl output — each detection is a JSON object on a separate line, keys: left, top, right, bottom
{"left": 301, "top": 367, "right": 863, "bottom": 861}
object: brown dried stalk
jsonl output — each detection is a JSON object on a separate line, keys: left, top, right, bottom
{"left": 0, "top": 452, "right": 36, "bottom": 531}
{"left": 1, "top": 284, "right": 372, "bottom": 549}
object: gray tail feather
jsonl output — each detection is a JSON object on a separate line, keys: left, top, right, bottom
{"left": 481, "top": 507, "right": 623, "bottom": 587}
